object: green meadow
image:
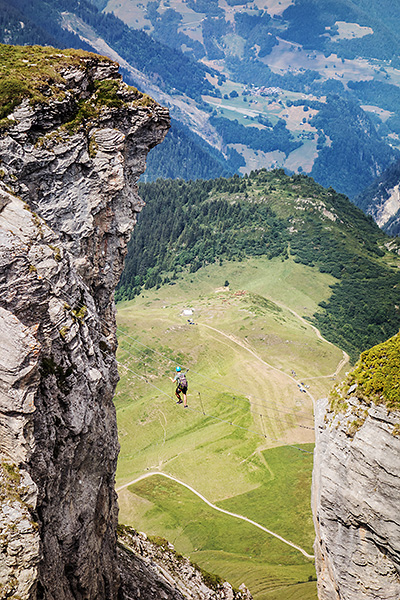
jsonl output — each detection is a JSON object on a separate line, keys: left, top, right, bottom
{"left": 115, "top": 257, "right": 346, "bottom": 599}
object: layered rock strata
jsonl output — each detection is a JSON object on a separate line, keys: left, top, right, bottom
{"left": 0, "top": 47, "right": 169, "bottom": 599}
{"left": 313, "top": 345, "right": 400, "bottom": 599}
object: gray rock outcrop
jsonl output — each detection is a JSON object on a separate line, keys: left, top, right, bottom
{"left": 0, "top": 47, "right": 169, "bottom": 599}
{"left": 354, "top": 159, "right": 400, "bottom": 237}
{"left": 313, "top": 393, "right": 400, "bottom": 600}
{"left": 118, "top": 526, "right": 253, "bottom": 600}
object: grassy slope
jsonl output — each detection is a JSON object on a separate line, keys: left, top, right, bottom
{"left": 115, "top": 257, "right": 346, "bottom": 600}
{"left": 0, "top": 44, "right": 100, "bottom": 122}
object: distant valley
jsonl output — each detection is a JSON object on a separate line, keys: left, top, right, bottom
{"left": 3, "top": 0, "right": 400, "bottom": 201}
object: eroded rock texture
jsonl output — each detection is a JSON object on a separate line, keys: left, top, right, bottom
{"left": 0, "top": 49, "right": 169, "bottom": 599}
{"left": 313, "top": 396, "right": 400, "bottom": 600}
{"left": 118, "top": 527, "right": 253, "bottom": 600}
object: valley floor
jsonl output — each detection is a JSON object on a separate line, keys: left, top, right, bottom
{"left": 114, "top": 257, "right": 349, "bottom": 600}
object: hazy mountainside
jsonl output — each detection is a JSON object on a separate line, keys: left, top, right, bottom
{"left": 2, "top": 0, "right": 400, "bottom": 198}
{"left": 117, "top": 169, "right": 400, "bottom": 361}
{"left": 141, "top": 118, "right": 241, "bottom": 181}
{"left": 354, "top": 159, "right": 400, "bottom": 237}
{"left": 84, "top": 0, "right": 400, "bottom": 197}
{"left": 313, "top": 332, "right": 400, "bottom": 599}
{"left": 281, "top": 0, "right": 400, "bottom": 60}
{"left": 304, "top": 94, "right": 396, "bottom": 200}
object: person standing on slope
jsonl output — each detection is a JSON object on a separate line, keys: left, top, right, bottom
{"left": 170, "top": 366, "right": 188, "bottom": 408}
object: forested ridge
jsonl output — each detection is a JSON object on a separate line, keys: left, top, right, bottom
{"left": 118, "top": 170, "right": 400, "bottom": 361}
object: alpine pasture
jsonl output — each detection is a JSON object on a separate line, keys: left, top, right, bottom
{"left": 114, "top": 257, "right": 347, "bottom": 599}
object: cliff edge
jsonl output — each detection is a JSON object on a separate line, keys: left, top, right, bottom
{"left": 0, "top": 44, "right": 169, "bottom": 599}
{"left": 313, "top": 333, "right": 400, "bottom": 599}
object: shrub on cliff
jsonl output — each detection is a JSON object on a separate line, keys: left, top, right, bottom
{"left": 349, "top": 332, "right": 400, "bottom": 410}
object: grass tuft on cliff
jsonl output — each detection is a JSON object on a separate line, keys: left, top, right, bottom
{"left": 0, "top": 44, "right": 103, "bottom": 119}
{"left": 0, "top": 462, "right": 21, "bottom": 502}
{"left": 0, "top": 43, "right": 155, "bottom": 127}
{"left": 348, "top": 332, "right": 400, "bottom": 410}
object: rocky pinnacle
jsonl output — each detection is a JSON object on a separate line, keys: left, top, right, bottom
{"left": 0, "top": 46, "right": 169, "bottom": 599}
{"left": 313, "top": 394, "right": 400, "bottom": 599}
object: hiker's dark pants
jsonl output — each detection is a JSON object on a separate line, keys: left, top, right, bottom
{"left": 175, "top": 386, "right": 187, "bottom": 398}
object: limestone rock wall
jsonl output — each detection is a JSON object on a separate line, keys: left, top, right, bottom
{"left": 0, "top": 49, "right": 169, "bottom": 599}
{"left": 313, "top": 396, "right": 400, "bottom": 600}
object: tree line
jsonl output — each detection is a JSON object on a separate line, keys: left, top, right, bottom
{"left": 118, "top": 170, "right": 400, "bottom": 361}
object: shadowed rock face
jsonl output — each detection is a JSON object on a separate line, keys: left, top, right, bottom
{"left": 313, "top": 397, "right": 400, "bottom": 600}
{"left": 0, "top": 48, "right": 169, "bottom": 599}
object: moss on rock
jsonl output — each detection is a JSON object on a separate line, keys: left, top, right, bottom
{"left": 0, "top": 43, "right": 156, "bottom": 127}
{"left": 349, "top": 332, "right": 400, "bottom": 410}
{"left": 0, "top": 44, "right": 101, "bottom": 119}
{"left": 331, "top": 332, "right": 400, "bottom": 413}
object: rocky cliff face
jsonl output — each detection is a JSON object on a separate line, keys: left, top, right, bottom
{"left": 0, "top": 45, "right": 169, "bottom": 599}
{"left": 313, "top": 334, "right": 400, "bottom": 600}
{"left": 118, "top": 526, "right": 253, "bottom": 600}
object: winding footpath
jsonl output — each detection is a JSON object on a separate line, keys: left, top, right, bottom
{"left": 267, "top": 299, "right": 350, "bottom": 378}
{"left": 117, "top": 471, "right": 314, "bottom": 560}
{"left": 200, "top": 322, "right": 318, "bottom": 407}
{"left": 200, "top": 296, "right": 350, "bottom": 408}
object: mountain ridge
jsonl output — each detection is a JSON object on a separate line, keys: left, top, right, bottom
{"left": 117, "top": 169, "right": 400, "bottom": 361}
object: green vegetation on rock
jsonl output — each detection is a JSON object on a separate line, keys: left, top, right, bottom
{"left": 0, "top": 43, "right": 155, "bottom": 141}
{"left": 348, "top": 332, "right": 400, "bottom": 410}
{"left": 0, "top": 462, "right": 21, "bottom": 502}
{"left": 0, "top": 44, "right": 102, "bottom": 120}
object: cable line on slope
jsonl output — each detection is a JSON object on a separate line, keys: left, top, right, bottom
{"left": 117, "top": 338, "right": 315, "bottom": 431}
{"left": 36, "top": 275, "right": 314, "bottom": 443}
{"left": 116, "top": 326, "right": 315, "bottom": 423}
{"left": 116, "top": 359, "right": 314, "bottom": 454}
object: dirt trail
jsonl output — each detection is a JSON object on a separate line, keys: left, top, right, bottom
{"left": 117, "top": 471, "right": 314, "bottom": 560}
{"left": 200, "top": 322, "right": 317, "bottom": 407}
{"left": 200, "top": 295, "right": 349, "bottom": 405}
{"left": 269, "top": 299, "right": 350, "bottom": 378}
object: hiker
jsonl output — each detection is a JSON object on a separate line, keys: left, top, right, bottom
{"left": 170, "top": 366, "right": 188, "bottom": 408}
